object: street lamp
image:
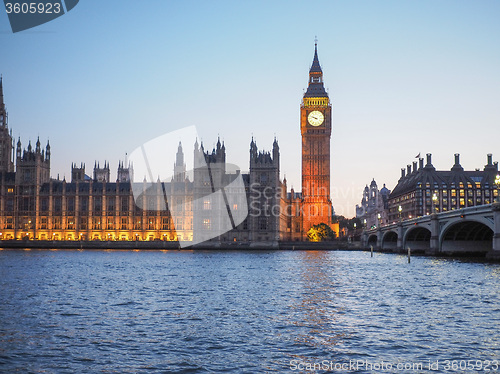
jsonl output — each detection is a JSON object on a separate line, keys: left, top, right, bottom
{"left": 432, "top": 193, "right": 438, "bottom": 213}
{"left": 377, "top": 213, "right": 381, "bottom": 227}
{"left": 398, "top": 205, "right": 402, "bottom": 220}
{"left": 495, "top": 174, "right": 500, "bottom": 203}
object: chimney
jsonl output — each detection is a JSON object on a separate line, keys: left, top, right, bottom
{"left": 412, "top": 161, "right": 417, "bottom": 173}
{"left": 401, "top": 168, "right": 405, "bottom": 178}
{"left": 407, "top": 165, "right": 412, "bottom": 175}
{"left": 484, "top": 153, "right": 496, "bottom": 171}
{"left": 419, "top": 158, "right": 424, "bottom": 169}
{"left": 451, "top": 153, "right": 464, "bottom": 172}
{"left": 424, "top": 153, "right": 436, "bottom": 171}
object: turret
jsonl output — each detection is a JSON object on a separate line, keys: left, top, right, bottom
{"left": 45, "top": 140, "right": 50, "bottom": 161}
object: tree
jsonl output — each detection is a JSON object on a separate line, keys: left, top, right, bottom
{"left": 307, "top": 223, "right": 336, "bottom": 242}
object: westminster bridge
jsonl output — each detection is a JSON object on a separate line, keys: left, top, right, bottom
{"left": 362, "top": 203, "right": 500, "bottom": 260}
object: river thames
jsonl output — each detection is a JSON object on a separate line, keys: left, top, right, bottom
{"left": 0, "top": 249, "right": 499, "bottom": 373}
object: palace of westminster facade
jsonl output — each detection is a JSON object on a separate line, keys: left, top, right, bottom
{"left": 0, "top": 45, "right": 335, "bottom": 242}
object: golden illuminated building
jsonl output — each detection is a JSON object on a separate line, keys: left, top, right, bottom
{"left": 0, "top": 45, "right": 336, "bottom": 243}
{"left": 300, "top": 42, "right": 333, "bottom": 232}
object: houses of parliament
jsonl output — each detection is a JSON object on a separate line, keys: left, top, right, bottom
{"left": 0, "top": 45, "right": 334, "bottom": 243}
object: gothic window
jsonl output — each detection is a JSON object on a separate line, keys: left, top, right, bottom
{"left": 92, "top": 218, "right": 101, "bottom": 229}
{"left": 203, "top": 218, "right": 210, "bottom": 230}
{"left": 80, "top": 197, "right": 88, "bottom": 212}
{"left": 148, "top": 217, "right": 155, "bottom": 230}
{"left": 107, "top": 199, "right": 115, "bottom": 213}
{"left": 80, "top": 217, "right": 87, "bottom": 230}
{"left": 67, "top": 197, "right": 75, "bottom": 212}
{"left": 94, "top": 198, "right": 101, "bottom": 212}
{"left": 51, "top": 198, "right": 61, "bottom": 213}
{"left": 121, "top": 197, "right": 128, "bottom": 212}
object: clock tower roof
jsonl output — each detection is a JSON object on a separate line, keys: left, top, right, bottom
{"left": 304, "top": 43, "right": 328, "bottom": 98}
{"left": 309, "top": 43, "right": 322, "bottom": 74}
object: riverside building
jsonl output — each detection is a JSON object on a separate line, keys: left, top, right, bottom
{"left": 0, "top": 45, "right": 335, "bottom": 243}
{"left": 387, "top": 153, "right": 499, "bottom": 223}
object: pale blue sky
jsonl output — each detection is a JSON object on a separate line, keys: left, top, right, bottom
{"left": 1, "top": 0, "right": 499, "bottom": 217}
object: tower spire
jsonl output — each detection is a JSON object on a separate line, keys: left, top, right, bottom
{"left": 309, "top": 40, "right": 322, "bottom": 74}
{"left": 0, "top": 75, "right": 4, "bottom": 109}
{"left": 0, "top": 75, "right": 6, "bottom": 127}
{"left": 304, "top": 41, "right": 327, "bottom": 97}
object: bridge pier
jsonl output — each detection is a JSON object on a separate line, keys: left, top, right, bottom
{"left": 426, "top": 213, "right": 439, "bottom": 256}
{"left": 487, "top": 203, "right": 500, "bottom": 260}
{"left": 377, "top": 228, "right": 382, "bottom": 250}
{"left": 396, "top": 222, "right": 403, "bottom": 253}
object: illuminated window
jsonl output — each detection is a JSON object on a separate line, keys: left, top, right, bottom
{"left": 459, "top": 190, "right": 465, "bottom": 197}
{"left": 92, "top": 218, "right": 101, "bottom": 229}
{"left": 203, "top": 200, "right": 211, "bottom": 210}
{"left": 203, "top": 219, "right": 210, "bottom": 229}
{"left": 451, "top": 190, "right": 456, "bottom": 197}
{"left": 233, "top": 204, "right": 238, "bottom": 210}
{"left": 7, "top": 187, "right": 13, "bottom": 193}
{"left": 459, "top": 198, "right": 465, "bottom": 206}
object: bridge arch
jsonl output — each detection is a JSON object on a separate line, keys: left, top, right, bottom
{"left": 381, "top": 230, "right": 398, "bottom": 250}
{"left": 440, "top": 219, "right": 494, "bottom": 255}
{"left": 403, "top": 226, "right": 431, "bottom": 253}
{"left": 367, "top": 234, "right": 378, "bottom": 248}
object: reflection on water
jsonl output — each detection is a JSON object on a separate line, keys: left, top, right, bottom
{"left": 0, "top": 249, "right": 499, "bottom": 373}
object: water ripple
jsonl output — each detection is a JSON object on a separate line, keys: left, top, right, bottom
{"left": 0, "top": 250, "right": 499, "bottom": 372}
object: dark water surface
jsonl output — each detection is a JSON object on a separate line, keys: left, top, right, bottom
{"left": 1, "top": 249, "right": 499, "bottom": 373}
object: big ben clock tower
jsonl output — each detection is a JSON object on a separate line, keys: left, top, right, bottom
{"left": 301, "top": 43, "right": 332, "bottom": 233}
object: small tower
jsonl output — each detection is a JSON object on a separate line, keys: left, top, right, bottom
{"left": 173, "top": 141, "right": 186, "bottom": 182}
{"left": 15, "top": 137, "right": 51, "bottom": 185}
{"left": 93, "top": 161, "right": 110, "bottom": 182}
{"left": 0, "top": 76, "right": 14, "bottom": 172}
{"left": 117, "top": 160, "right": 132, "bottom": 182}
{"left": 71, "top": 162, "right": 86, "bottom": 182}
{"left": 248, "top": 139, "right": 281, "bottom": 241}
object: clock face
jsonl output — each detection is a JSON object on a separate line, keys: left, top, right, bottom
{"left": 308, "top": 111, "right": 324, "bottom": 126}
